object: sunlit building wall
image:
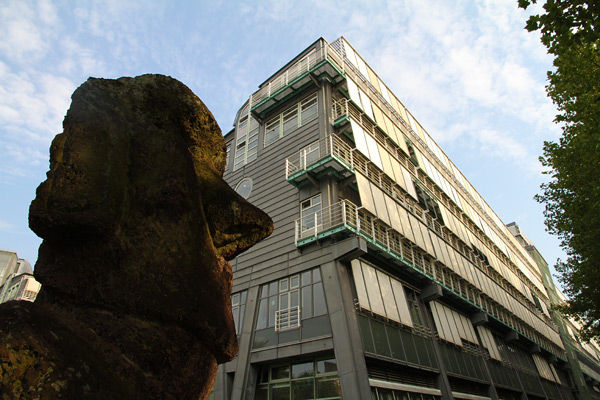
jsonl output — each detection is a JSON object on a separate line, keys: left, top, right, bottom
{"left": 213, "top": 37, "right": 599, "bottom": 400}
{"left": 0, "top": 250, "right": 41, "bottom": 304}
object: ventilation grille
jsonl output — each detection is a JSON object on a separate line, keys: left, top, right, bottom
{"left": 448, "top": 376, "right": 489, "bottom": 396}
{"left": 367, "top": 361, "right": 437, "bottom": 388}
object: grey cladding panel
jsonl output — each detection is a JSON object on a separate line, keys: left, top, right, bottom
{"left": 224, "top": 108, "right": 321, "bottom": 277}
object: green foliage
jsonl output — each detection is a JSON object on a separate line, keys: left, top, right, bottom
{"left": 519, "top": 0, "right": 600, "bottom": 54}
{"left": 519, "top": 0, "right": 600, "bottom": 339}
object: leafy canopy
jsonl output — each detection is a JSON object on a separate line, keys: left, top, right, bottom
{"left": 519, "top": 0, "right": 600, "bottom": 340}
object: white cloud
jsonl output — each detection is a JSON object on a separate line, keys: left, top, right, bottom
{"left": 321, "top": 0, "right": 556, "bottom": 180}
{"left": 0, "top": 219, "right": 12, "bottom": 232}
{"left": 0, "top": 64, "right": 74, "bottom": 141}
{"left": 0, "top": 0, "right": 63, "bottom": 65}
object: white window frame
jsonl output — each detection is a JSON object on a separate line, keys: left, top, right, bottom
{"left": 264, "top": 92, "right": 318, "bottom": 148}
{"left": 300, "top": 194, "right": 322, "bottom": 233}
{"left": 275, "top": 275, "right": 301, "bottom": 332}
{"left": 234, "top": 109, "right": 259, "bottom": 171}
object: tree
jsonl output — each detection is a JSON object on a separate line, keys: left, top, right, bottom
{"left": 519, "top": 0, "right": 600, "bottom": 340}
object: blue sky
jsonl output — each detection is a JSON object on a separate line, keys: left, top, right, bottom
{"left": 0, "top": 0, "right": 563, "bottom": 282}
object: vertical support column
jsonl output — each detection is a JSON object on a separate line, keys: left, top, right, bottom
{"left": 419, "top": 291, "right": 455, "bottom": 400}
{"left": 211, "top": 365, "right": 227, "bottom": 399}
{"left": 229, "top": 285, "right": 261, "bottom": 400}
{"left": 320, "top": 260, "right": 373, "bottom": 399}
{"left": 470, "top": 313, "right": 500, "bottom": 400}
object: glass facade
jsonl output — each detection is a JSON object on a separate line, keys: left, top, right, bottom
{"left": 255, "top": 358, "right": 341, "bottom": 400}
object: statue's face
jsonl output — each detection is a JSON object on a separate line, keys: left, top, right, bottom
{"left": 30, "top": 75, "right": 272, "bottom": 365}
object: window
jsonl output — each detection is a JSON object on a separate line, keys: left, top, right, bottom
{"left": 264, "top": 93, "right": 318, "bottom": 148}
{"left": 300, "top": 94, "right": 318, "bottom": 124}
{"left": 225, "top": 144, "right": 231, "bottom": 171}
{"left": 235, "top": 178, "right": 253, "bottom": 199}
{"left": 231, "top": 290, "right": 247, "bottom": 335}
{"left": 351, "top": 259, "right": 413, "bottom": 327}
{"left": 300, "top": 194, "right": 322, "bottom": 233}
{"left": 414, "top": 184, "right": 444, "bottom": 223}
{"left": 276, "top": 276, "right": 300, "bottom": 331}
{"left": 234, "top": 105, "right": 259, "bottom": 170}
{"left": 405, "top": 287, "right": 424, "bottom": 327}
{"left": 282, "top": 107, "right": 298, "bottom": 136}
{"left": 300, "top": 142, "right": 321, "bottom": 169}
{"left": 255, "top": 358, "right": 341, "bottom": 400}
{"left": 405, "top": 141, "right": 419, "bottom": 167}
{"left": 256, "top": 268, "right": 326, "bottom": 331}
{"left": 265, "top": 116, "right": 281, "bottom": 147}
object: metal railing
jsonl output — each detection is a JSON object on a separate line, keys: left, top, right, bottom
{"left": 250, "top": 44, "right": 345, "bottom": 108}
{"left": 275, "top": 305, "right": 301, "bottom": 332}
{"left": 285, "top": 135, "right": 353, "bottom": 180}
{"left": 295, "top": 200, "right": 353, "bottom": 243}
{"left": 294, "top": 198, "right": 567, "bottom": 359}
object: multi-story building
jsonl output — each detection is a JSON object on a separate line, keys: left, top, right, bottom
{"left": 213, "top": 37, "right": 600, "bottom": 400}
{"left": 0, "top": 250, "right": 40, "bottom": 304}
{"left": 508, "top": 223, "right": 600, "bottom": 400}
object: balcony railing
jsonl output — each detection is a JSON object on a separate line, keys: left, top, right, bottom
{"left": 294, "top": 199, "right": 567, "bottom": 360}
{"left": 285, "top": 135, "right": 354, "bottom": 181}
{"left": 275, "top": 306, "right": 301, "bottom": 332}
{"left": 250, "top": 43, "right": 345, "bottom": 109}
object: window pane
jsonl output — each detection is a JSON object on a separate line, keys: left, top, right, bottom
{"left": 269, "top": 296, "right": 278, "bottom": 327}
{"left": 290, "top": 290, "right": 299, "bottom": 308}
{"left": 291, "top": 378, "right": 314, "bottom": 400}
{"left": 232, "top": 306, "right": 239, "bottom": 332}
{"left": 316, "top": 359, "right": 337, "bottom": 375}
{"left": 316, "top": 377, "right": 341, "bottom": 398}
{"left": 301, "top": 213, "right": 318, "bottom": 231}
{"left": 239, "top": 304, "right": 245, "bottom": 333}
{"left": 292, "top": 362, "right": 314, "bottom": 378}
{"left": 313, "top": 268, "right": 321, "bottom": 282}
{"left": 265, "top": 117, "right": 280, "bottom": 147}
{"left": 291, "top": 275, "right": 300, "bottom": 288}
{"left": 255, "top": 387, "right": 268, "bottom": 400}
{"left": 232, "top": 294, "right": 240, "bottom": 305}
{"left": 301, "top": 271, "right": 312, "bottom": 286}
{"left": 304, "top": 143, "right": 321, "bottom": 166}
{"left": 271, "top": 384, "right": 290, "bottom": 400}
{"left": 269, "top": 282, "right": 278, "bottom": 296}
{"left": 260, "top": 367, "right": 269, "bottom": 383}
{"left": 280, "top": 293, "right": 289, "bottom": 309}
{"left": 283, "top": 108, "right": 299, "bottom": 136}
{"left": 257, "top": 298, "right": 268, "bottom": 329}
{"left": 300, "top": 95, "right": 318, "bottom": 124}
{"left": 313, "top": 283, "right": 326, "bottom": 316}
{"left": 302, "top": 286, "right": 313, "bottom": 319}
{"left": 280, "top": 279, "right": 289, "bottom": 292}
{"left": 260, "top": 284, "right": 269, "bottom": 299}
{"left": 271, "top": 365, "right": 290, "bottom": 380}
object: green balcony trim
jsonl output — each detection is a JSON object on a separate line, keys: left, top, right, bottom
{"left": 286, "top": 155, "right": 354, "bottom": 187}
{"left": 333, "top": 115, "right": 350, "bottom": 127}
{"left": 251, "top": 59, "right": 345, "bottom": 113}
{"left": 296, "top": 222, "right": 566, "bottom": 361}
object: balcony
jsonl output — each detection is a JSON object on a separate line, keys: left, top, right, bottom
{"left": 285, "top": 135, "right": 354, "bottom": 186}
{"left": 295, "top": 200, "right": 568, "bottom": 361}
{"left": 249, "top": 43, "right": 346, "bottom": 117}
{"left": 295, "top": 199, "right": 417, "bottom": 263}
{"left": 275, "top": 306, "right": 301, "bottom": 332}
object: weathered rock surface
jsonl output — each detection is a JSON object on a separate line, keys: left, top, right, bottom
{"left": 0, "top": 74, "right": 273, "bottom": 399}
